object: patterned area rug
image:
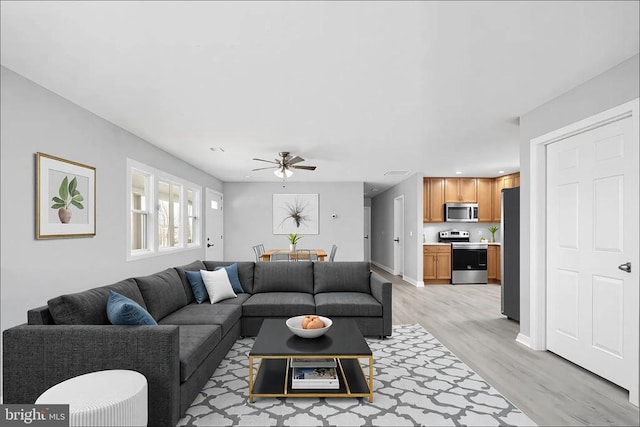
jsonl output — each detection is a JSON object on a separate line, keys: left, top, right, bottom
{"left": 178, "top": 324, "right": 536, "bottom": 426}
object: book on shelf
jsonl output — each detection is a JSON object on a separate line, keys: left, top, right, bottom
{"left": 291, "top": 367, "right": 339, "bottom": 389}
{"left": 290, "top": 358, "right": 337, "bottom": 368}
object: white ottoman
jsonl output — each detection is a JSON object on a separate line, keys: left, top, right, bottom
{"left": 35, "top": 370, "right": 148, "bottom": 427}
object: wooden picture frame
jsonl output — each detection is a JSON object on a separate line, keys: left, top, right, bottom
{"left": 36, "top": 152, "right": 96, "bottom": 239}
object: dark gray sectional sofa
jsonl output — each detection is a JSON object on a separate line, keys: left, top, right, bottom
{"left": 3, "top": 260, "right": 392, "bottom": 426}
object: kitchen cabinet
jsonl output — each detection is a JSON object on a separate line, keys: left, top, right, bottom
{"left": 491, "top": 173, "right": 520, "bottom": 222}
{"left": 423, "top": 245, "right": 451, "bottom": 284}
{"left": 496, "top": 248, "right": 501, "bottom": 282}
{"left": 477, "top": 178, "right": 493, "bottom": 222}
{"left": 444, "top": 178, "right": 477, "bottom": 203}
{"left": 423, "top": 178, "right": 445, "bottom": 223}
{"left": 487, "top": 245, "right": 499, "bottom": 283}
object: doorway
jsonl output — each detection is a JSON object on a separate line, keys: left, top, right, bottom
{"left": 530, "top": 99, "right": 639, "bottom": 405}
{"left": 393, "top": 195, "right": 404, "bottom": 276}
{"left": 364, "top": 206, "right": 371, "bottom": 262}
{"left": 205, "top": 188, "right": 224, "bottom": 261}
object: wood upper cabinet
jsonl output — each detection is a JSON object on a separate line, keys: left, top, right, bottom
{"left": 444, "top": 178, "right": 477, "bottom": 203}
{"left": 424, "top": 245, "right": 451, "bottom": 283}
{"left": 477, "top": 178, "right": 493, "bottom": 222}
{"left": 492, "top": 173, "right": 520, "bottom": 222}
{"left": 423, "top": 178, "right": 445, "bottom": 223}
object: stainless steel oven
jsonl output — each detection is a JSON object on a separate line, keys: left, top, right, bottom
{"left": 451, "top": 243, "right": 488, "bottom": 284}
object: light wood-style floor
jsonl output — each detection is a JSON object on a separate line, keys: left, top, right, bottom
{"left": 372, "top": 266, "right": 640, "bottom": 426}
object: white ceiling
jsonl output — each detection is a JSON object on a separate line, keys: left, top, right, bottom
{"left": 1, "top": 1, "right": 638, "bottom": 194}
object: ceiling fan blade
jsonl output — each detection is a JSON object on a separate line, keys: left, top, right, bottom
{"left": 252, "top": 158, "right": 278, "bottom": 164}
{"left": 287, "top": 155, "right": 305, "bottom": 165}
{"left": 251, "top": 166, "right": 277, "bottom": 171}
{"left": 291, "top": 165, "right": 317, "bottom": 171}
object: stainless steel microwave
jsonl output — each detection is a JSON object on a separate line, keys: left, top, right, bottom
{"left": 445, "top": 203, "right": 479, "bottom": 222}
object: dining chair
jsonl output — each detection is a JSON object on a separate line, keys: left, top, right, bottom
{"left": 329, "top": 244, "right": 338, "bottom": 261}
{"left": 294, "top": 249, "right": 317, "bottom": 262}
{"left": 270, "top": 253, "right": 291, "bottom": 262}
{"left": 252, "top": 244, "right": 265, "bottom": 262}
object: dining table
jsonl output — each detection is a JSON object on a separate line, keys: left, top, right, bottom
{"left": 261, "top": 249, "right": 328, "bottom": 262}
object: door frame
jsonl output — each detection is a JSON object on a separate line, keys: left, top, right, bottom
{"left": 393, "top": 195, "right": 404, "bottom": 276}
{"left": 364, "top": 206, "right": 371, "bottom": 263}
{"left": 528, "top": 99, "right": 639, "bottom": 404}
{"left": 205, "top": 187, "right": 224, "bottom": 261}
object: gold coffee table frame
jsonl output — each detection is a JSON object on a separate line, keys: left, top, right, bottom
{"left": 248, "top": 354, "right": 374, "bottom": 402}
{"left": 247, "top": 319, "right": 374, "bottom": 402}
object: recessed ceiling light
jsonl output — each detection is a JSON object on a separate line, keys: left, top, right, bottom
{"left": 209, "top": 147, "right": 225, "bottom": 152}
{"left": 371, "top": 188, "right": 379, "bottom": 192}
{"left": 498, "top": 170, "right": 505, "bottom": 174}
{"left": 455, "top": 171, "right": 462, "bottom": 175}
{"left": 244, "top": 175, "right": 252, "bottom": 179}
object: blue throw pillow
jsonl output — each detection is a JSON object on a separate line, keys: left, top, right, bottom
{"left": 106, "top": 290, "right": 157, "bottom": 325}
{"left": 214, "top": 263, "right": 245, "bottom": 293}
{"left": 186, "top": 270, "right": 209, "bottom": 304}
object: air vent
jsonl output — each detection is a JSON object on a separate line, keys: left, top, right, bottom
{"left": 383, "top": 170, "right": 410, "bottom": 177}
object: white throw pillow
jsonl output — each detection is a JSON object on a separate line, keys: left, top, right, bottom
{"left": 200, "top": 269, "right": 237, "bottom": 304}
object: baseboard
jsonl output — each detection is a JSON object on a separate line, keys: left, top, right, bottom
{"left": 371, "top": 261, "right": 394, "bottom": 275}
{"left": 402, "top": 275, "right": 425, "bottom": 287}
{"left": 516, "top": 333, "right": 532, "bottom": 349}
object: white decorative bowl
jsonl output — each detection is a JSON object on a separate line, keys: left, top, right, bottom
{"left": 286, "top": 315, "right": 332, "bottom": 339}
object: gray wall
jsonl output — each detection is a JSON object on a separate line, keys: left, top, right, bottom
{"left": 222, "top": 182, "right": 364, "bottom": 261}
{"left": 0, "top": 66, "right": 223, "bottom": 332}
{"left": 370, "top": 173, "right": 423, "bottom": 285}
{"left": 519, "top": 54, "right": 639, "bottom": 338}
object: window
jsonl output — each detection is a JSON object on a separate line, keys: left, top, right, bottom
{"left": 127, "top": 159, "right": 201, "bottom": 260}
{"left": 130, "top": 170, "right": 151, "bottom": 253}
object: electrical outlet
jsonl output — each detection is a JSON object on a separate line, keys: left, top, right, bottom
{"left": 478, "top": 230, "right": 484, "bottom": 236}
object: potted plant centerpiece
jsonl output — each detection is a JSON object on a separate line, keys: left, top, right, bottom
{"left": 488, "top": 226, "right": 499, "bottom": 243}
{"left": 288, "top": 233, "right": 302, "bottom": 252}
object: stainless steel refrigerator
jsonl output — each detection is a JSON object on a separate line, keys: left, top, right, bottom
{"left": 501, "top": 187, "right": 519, "bottom": 321}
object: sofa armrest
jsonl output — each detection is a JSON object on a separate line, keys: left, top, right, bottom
{"left": 3, "top": 324, "right": 180, "bottom": 427}
{"left": 370, "top": 272, "right": 392, "bottom": 336}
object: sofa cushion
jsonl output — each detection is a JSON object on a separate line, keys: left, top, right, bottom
{"left": 313, "top": 262, "right": 372, "bottom": 294}
{"left": 242, "top": 292, "right": 315, "bottom": 317}
{"left": 253, "top": 262, "right": 314, "bottom": 294}
{"left": 315, "top": 292, "right": 382, "bottom": 317}
{"left": 214, "top": 263, "right": 245, "bottom": 293}
{"left": 159, "top": 303, "right": 241, "bottom": 336}
{"left": 177, "top": 325, "right": 222, "bottom": 382}
{"left": 215, "top": 293, "right": 251, "bottom": 306}
{"left": 106, "top": 291, "right": 157, "bottom": 325}
{"left": 135, "top": 268, "right": 187, "bottom": 321}
{"left": 48, "top": 278, "right": 147, "bottom": 325}
{"left": 185, "top": 271, "right": 208, "bottom": 304}
{"left": 175, "top": 260, "right": 206, "bottom": 304}
{"left": 200, "top": 269, "right": 237, "bottom": 304}
{"left": 203, "top": 261, "right": 255, "bottom": 294}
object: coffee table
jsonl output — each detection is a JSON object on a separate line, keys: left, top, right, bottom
{"left": 248, "top": 318, "right": 374, "bottom": 402}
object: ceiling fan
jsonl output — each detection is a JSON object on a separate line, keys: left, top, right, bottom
{"left": 252, "top": 151, "right": 317, "bottom": 178}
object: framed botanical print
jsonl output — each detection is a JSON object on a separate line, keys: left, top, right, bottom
{"left": 36, "top": 152, "right": 96, "bottom": 238}
{"left": 273, "top": 193, "right": 319, "bottom": 235}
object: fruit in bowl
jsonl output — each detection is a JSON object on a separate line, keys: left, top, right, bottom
{"left": 287, "top": 315, "right": 332, "bottom": 338}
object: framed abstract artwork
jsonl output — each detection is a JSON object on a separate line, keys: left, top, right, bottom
{"left": 273, "top": 194, "right": 319, "bottom": 235}
{"left": 36, "top": 152, "right": 96, "bottom": 239}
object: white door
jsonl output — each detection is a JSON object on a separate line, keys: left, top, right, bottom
{"left": 393, "top": 196, "right": 404, "bottom": 275}
{"left": 364, "top": 206, "right": 371, "bottom": 262}
{"left": 546, "top": 115, "right": 639, "bottom": 402}
{"left": 205, "top": 188, "right": 224, "bottom": 261}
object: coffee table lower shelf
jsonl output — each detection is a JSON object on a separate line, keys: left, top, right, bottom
{"left": 249, "top": 357, "right": 373, "bottom": 402}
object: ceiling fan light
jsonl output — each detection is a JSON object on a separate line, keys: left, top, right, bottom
{"left": 274, "top": 168, "right": 293, "bottom": 178}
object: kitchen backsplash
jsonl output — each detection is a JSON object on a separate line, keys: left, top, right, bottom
{"left": 423, "top": 222, "right": 501, "bottom": 243}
